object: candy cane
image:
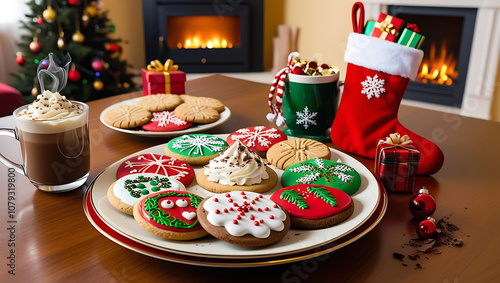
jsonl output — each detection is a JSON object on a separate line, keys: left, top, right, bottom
{"left": 267, "top": 52, "right": 300, "bottom": 127}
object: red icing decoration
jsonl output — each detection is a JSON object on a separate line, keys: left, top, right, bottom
{"left": 116, "top": 153, "right": 195, "bottom": 186}
{"left": 270, "top": 184, "right": 352, "bottom": 219}
{"left": 226, "top": 126, "right": 287, "bottom": 152}
{"left": 138, "top": 191, "right": 202, "bottom": 232}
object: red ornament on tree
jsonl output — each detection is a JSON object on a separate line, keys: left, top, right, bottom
{"left": 29, "top": 40, "right": 42, "bottom": 53}
{"left": 417, "top": 217, "right": 437, "bottom": 238}
{"left": 409, "top": 187, "right": 436, "bottom": 219}
{"left": 92, "top": 59, "right": 104, "bottom": 71}
{"left": 107, "top": 43, "right": 119, "bottom": 53}
{"left": 68, "top": 69, "right": 81, "bottom": 82}
{"left": 68, "top": 0, "right": 81, "bottom": 6}
{"left": 16, "top": 52, "right": 25, "bottom": 65}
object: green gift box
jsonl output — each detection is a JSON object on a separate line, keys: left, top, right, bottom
{"left": 397, "top": 28, "right": 425, "bottom": 49}
{"left": 364, "top": 20, "right": 375, "bottom": 35}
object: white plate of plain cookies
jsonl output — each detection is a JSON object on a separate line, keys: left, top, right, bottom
{"left": 84, "top": 134, "right": 383, "bottom": 263}
{"left": 99, "top": 95, "right": 231, "bottom": 137}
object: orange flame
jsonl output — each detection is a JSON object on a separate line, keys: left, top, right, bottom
{"left": 417, "top": 41, "right": 458, "bottom": 86}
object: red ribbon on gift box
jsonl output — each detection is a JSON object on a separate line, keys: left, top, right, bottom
{"left": 375, "top": 133, "right": 420, "bottom": 193}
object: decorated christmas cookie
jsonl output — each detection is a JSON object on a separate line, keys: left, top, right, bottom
{"left": 267, "top": 138, "right": 331, "bottom": 170}
{"left": 281, "top": 158, "right": 361, "bottom": 195}
{"left": 165, "top": 133, "right": 228, "bottom": 165}
{"left": 197, "top": 191, "right": 291, "bottom": 247}
{"left": 141, "top": 111, "right": 193, "bottom": 132}
{"left": 116, "top": 153, "right": 195, "bottom": 186}
{"left": 196, "top": 140, "right": 278, "bottom": 194}
{"left": 107, "top": 173, "right": 185, "bottom": 215}
{"left": 227, "top": 126, "right": 287, "bottom": 157}
{"left": 270, "top": 184, "right": 354, "bottom": 229}
{"left": 133, "top": 190, "right": 208, "bottom": 240}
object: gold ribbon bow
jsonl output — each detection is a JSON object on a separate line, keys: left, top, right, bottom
{"left": 147, "top": 59, "right": 179, "bottom": 72}
{"left": 384, "top": 133, "right": 413, "bottom": 146}
{"left": 375, "top": 16, "right": 399, "bottom": 39}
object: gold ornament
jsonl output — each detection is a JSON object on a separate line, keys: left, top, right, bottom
{"left": 85, "top": 5, "right": 97, "bottom": 17}
{"left": 42, "top": 7, "right": 56, "bottom": 22}
{"left": 93, "top": 80, "right": 104, "bottom": 91}
{"left": 72, "top": 32, "right": 85, "bottom": 43}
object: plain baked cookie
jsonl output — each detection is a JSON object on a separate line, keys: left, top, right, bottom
{"left": 270, "top": 184, "right": 354, "bottom": 229}
{"left": 266, "top": 138, "right": 331, "bottom": 170}
{"left": 180, "top": 95, "right": 226, "bottom": 112}
{"left": 107, "top": 173, "right": 185, "bottom": 215}
{"left": 102, "top": 105, "right": 152, "bottom": 128}
{"left": 196, "top": 167, "right": 278, "bottom": 194}
{"left": 136, "top": 93, "right": 183, "bottom": 112}
{"left": 174, "top": 103, "right": 220, "bottom": 124}
{"left": 165, "top": 133, "right": 228, "bottom": 165}
{"left": 133, "top": 190, "right": 208, "bottom": 240}
{"left": 197, "top": 191, "right": 291, "bottom": 247}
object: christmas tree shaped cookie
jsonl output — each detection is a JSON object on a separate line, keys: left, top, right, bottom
{"left": 281, "top": 158, "right": 361, "bottom": 195}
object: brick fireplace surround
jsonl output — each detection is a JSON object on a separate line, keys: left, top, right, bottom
{"left": 364, "top": 0, "right": 500, "bottom": 120}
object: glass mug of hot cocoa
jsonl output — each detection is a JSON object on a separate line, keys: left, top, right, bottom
{"left": 0, "top": 91, "right": 90, "bottom": 192}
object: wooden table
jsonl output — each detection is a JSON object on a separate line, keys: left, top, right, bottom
{"left": 1, "top": 75, "right": 499, "bottom": 282}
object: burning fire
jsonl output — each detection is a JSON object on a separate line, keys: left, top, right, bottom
{"left": 417, "top": 41, "right": 458, "bottom": 86}
{"left": 177, "top": 36, "right": 233, "bottom": 49}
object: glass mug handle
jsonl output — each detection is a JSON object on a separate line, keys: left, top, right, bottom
{"left": 0, "top": 128, "right": 25, "bottom": 175}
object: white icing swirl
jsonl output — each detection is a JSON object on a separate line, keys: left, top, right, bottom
{"left": 203, "top": 191, "right": 287, "bottom": 238}
{"left": 204, "top": 140, "right": 269, "bottom": 186}
{"left": 18, "top": 90, "right": 82, "bottom": 120}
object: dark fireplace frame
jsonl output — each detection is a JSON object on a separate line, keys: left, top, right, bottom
{"left": 388, "top": 6, "right": 477, "bottom": 107}
{"left": 142, "top": 0, "right": 264, "bottom": 73}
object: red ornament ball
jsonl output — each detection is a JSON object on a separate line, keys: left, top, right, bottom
{"left": 417, "top": 217, "right": 437, "bottom": 238}
{"left": 68, "top": 69, "right": 81, "bottom": 82}
{"left": 16, "top": 55, "right": 25, "bottom": 65}
{"left": 37, "top": 18, "right": 44, "bottom": 24}
{"left": 68, "top": 0, "right": 80, "bottom": 6}
{"left": 92, "top": 59, "right": 104, "bottom": 71}
{"left": 409, "top": 188, "right": 436, "bottom": 219}
{"left": 29, "top": 41, "right": 42, "bottom": 53}
{"left": 107, "top": 43, "right": 119, "bottom": 53}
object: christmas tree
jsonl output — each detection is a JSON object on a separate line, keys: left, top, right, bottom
{"left": 13, "top": 0, "right": 136, "bottom": 103}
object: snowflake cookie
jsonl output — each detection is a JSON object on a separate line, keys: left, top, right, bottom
{"left": 165, "top": 133, "right": 229, "bottom": 165}
{"left": 116, "top": 153, "right": 195, "bottom": 186}
{"left": 227, "top": 126, "right": 287, "bottom": 156}
{"left": 281, "top": 158, "right": 361, "bottom": 195}
{"left": 141, "top": 111, "right": 193, "bottom": 132}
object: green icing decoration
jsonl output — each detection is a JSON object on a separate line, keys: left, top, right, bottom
{"left": 151, "top": 186, "right": 160, "bottom": 192}
{"left": 140, "top": 189, "right": 149, "bottom": 195}
{"left": 281, "top": 189, "right": 309, "bottom": 210}
{"left": 168, "top": 134, "right": 228, "bottom": 157}
{"left": 136, "top": 183, "right": 146, "bottom": 188}
{"left": 144, "top": 192, "right": 203, "bottom": 229}
{"left": 150, "top": 181, "right": 158, "bottom": 185}
{"left": 124, "top": 175, "right": 173, "bottom": 198}
{"left": 307, "top": 186, "right": 337, "bottom": 207}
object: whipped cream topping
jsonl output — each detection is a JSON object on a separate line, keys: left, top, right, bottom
{"left": 18, "top": 90, "right": 82, "bottom": 120}
{"left": 204, "top": 140, "right": 269, "bottom": 186}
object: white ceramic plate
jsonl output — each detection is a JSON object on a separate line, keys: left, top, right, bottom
{"left": 99, "top": 97, "right": 231, "bottom": 137}
{"left": 86, "top": 135, "right": 380, "bottom": 259}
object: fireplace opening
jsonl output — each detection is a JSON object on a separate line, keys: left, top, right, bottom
{"left": 143, "top": 0, "right": 263, "bottom": 73}
{"left": 388, "top": 6, "right": 477, "bottom": 107}
{"left": 168, "top": 16, "right": 241, "bottom": 49}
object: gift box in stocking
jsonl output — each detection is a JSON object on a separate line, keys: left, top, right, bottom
{"left": 331, "top": 2, "right": 444, "bottom": 175}
{"left": 375, "top": 134, "right": 420, "bottom": 193}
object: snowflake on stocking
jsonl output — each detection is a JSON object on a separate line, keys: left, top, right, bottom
{"left": 296, "top": 106, "right": 318, "bottom": 129}
{"left": 361, "top": 74, "right": 386, "bottom": 99}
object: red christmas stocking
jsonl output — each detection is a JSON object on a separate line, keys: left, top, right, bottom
{"left": 331, "top": 32, "right": 444, "bottom": 175}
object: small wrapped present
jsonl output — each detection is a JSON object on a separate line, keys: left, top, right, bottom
{"left": 363, "top": 20, "right": 375, "bottom": 35}
{"left": 397, "top": 23, "right": 425, "bottom": 49}
{"left": 375, "top": 133, "right": 420, "bottom": 193}
{"left": 370, "top": 13, "right": 404, "bottom": 42}
{"left": 141, "top": 59, "right": 186, "bottom": 96}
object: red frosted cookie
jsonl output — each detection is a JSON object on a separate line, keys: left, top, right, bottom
{"left": 270, "top": 184, "right": 354, "bottom": 229}
{"left": 226, "top": 126, "right": 287, "bottom": 157}
{"left": 116, "top": 153, "right": 195, "bottom": 186}
{"left": 141, "top": 110, "right": 193, "bottom": 132}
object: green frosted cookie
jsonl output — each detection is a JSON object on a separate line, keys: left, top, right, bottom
{"left": 281, "top": 158, "right": 361, "bottom": 195}
{"left": 165, "top": 133, "right": 228, "bottom": 165}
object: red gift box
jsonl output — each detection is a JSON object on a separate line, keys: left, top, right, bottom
{"left": 370, "top": 13, "right": 404, "bottom": 42}
{"left": 375, "top": 134, "right": 420, "bottom": 193}
{"left": 141, "top": 59, "right": 186, "bottom": 96}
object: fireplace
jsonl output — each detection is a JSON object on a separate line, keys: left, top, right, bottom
{"left": 142, "top": 0, "right": 263, "bottom": 73}
{"left": 363, "top": 0, "right": 500, "bottom": 120}
{"left": 388, "top": 6, "right": 476, "bottom": 107}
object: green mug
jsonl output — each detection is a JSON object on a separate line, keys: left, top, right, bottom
{"left": 283, "top": 73, "right": 340, "bottom": 141}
